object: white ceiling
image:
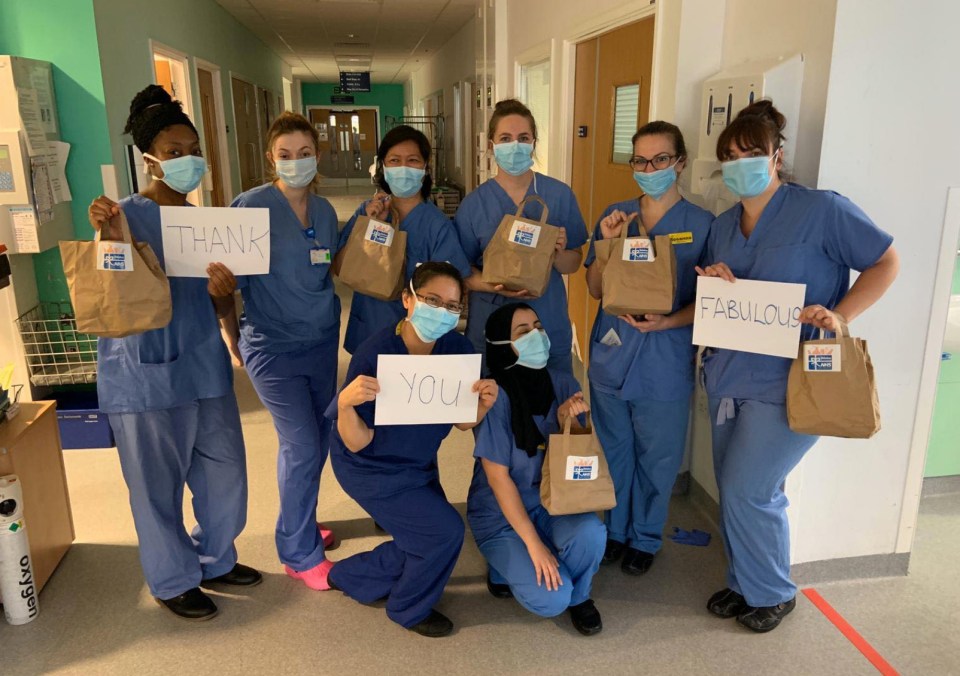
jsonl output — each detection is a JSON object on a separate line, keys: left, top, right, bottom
{"left": 214, "top": 0, "right": 476, "bottom": 84}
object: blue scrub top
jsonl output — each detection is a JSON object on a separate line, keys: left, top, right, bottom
{"left": 585, "top": 197, "right": 713, "bottom": 401}
{"left": 340, "top": 200, "right": 472, "bottom": 353}
{"left": 466, "top": 369, "right": 582, "bottom": 544}
{"left": 97, "top": 195, "right": 233, "bottom": 414}
{"left": 325, "top": 324, "right": 477, "bottom": 497}
{"left": 454, "top": 174, "right": 588, "bottom": 362}
{"left": 231, "top": 183, "right": 343, "bottom": 353}
{"left": 701, "top": 183, "right": 893, "bottom": 403}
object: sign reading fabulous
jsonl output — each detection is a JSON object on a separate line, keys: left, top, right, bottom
{"left": 692, "top": 276, "right": 807, "bottom": 359}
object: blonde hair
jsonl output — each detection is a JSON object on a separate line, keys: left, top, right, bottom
{"left": 264, "top": 111, "right": 322, "bottom": 189}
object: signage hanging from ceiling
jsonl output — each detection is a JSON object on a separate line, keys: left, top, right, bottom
{"left": 330, "top": 95, "right": 356, "bottom": 105}
{"left": 340, "top": 71, "right": 371, "bottom": 93}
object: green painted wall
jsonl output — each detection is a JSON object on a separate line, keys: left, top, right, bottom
{"left": 925, "top": 256, "right": 960, "bottom": 478}
{"left": 301, "top": 82, "right": 405, "bottom": 142}
{"left": 0, "top": 0, "right": 113, "bottom": 303}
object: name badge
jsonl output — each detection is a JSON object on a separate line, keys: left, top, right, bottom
{"left": 97, "top": 241, "right": 134, "bottom": 271}
{"left": 310, "top": 248, "right": 331, "bottom": 266}
{"left": 509, "top": 219, "right": 542, "bottom": 248}
{"left": 365, "top": 219, "right": 395, "bottom": 247}
{"left": 565, "top": 455, "right": 599, "bottom": 481}
{"left": 803, "top": 344, "right": 842, "bottom": 372}
{"left": 669, "top": 231, "right": 694, "bottom": 245}
{"left": 623, "top": 237, "right": 655, "bottom": 262}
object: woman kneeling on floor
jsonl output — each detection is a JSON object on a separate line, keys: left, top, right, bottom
{"left": 466, "top": 303, "right": 606, "bottom": 635}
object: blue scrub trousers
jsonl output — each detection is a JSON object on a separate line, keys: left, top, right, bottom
{"left": 591, "top": 387, "right": 690, "bottom": 554}
{"left": 478, "top": 508, "right": 605, "bottom": 617}
{"left": 109, "top": 394, "right": 247, "bottom": 600}
{"left": 328, "top": 476, "right": 465, "bottom": 628}
{"left": 241, "top": 339, "right": 337, "bottom": 571}
{"left": 708, "top": 398, "right": 818, "bottom": 607}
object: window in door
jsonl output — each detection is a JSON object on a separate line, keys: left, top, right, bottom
{"left": 519, "top": 58, "right": 551, "bottom": 173}
{"left": 612, "top": 83, "right": 641, "bottom": 164}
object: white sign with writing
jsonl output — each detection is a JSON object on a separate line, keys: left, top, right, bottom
{"left": 374, "top": 354, "right": 481, "bottom": 426}
{"left": 693, "top": 276, "right": 806, "bottom": 359}
{"left": 160, "top": 206, "right": 270, "bottom": 277}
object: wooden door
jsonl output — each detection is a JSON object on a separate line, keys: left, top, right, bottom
{"left": 568, "top": 17, "right": 655, "bottom": 365}
{"left": 197, "top": 67, "right": 225, "bottom": 206}
{"left": 231, "top": 76, "right": 261, "bottom": 192}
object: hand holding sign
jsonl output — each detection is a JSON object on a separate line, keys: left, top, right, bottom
{"left": 374, "top": 354, "right": 482, "bottom": 425}
{"left": 341, "top": 375, "right": 381, "bottom": 408}
{"left": 161, "top": 206, "right": 270, "bottom": 277}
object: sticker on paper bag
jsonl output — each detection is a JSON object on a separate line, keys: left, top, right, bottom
{"left": 804, "top": 344, "right": 842, "bottom": 372}
{"left": 97, "top": 241, "right": 134, "bottom": 271}
{"left": 365, "top": 220, "right": 395, "bottom": 247}
{"left": 623, "top": 237, "right": 655, "bottom": 262}
{"left": 509, "top": 219, "right": 542, "bottom": 248}
{"left": 565, "top": 455, "right": 599, "bottom": 481}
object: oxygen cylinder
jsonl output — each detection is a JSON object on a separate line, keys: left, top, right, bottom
{"left": 0, "top": 475, "right": 39, "bottom": 625}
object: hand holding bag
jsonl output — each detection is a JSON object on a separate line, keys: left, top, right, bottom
{"left": 481, "top": 195, "right": 561, "bottom": 298}
{"left": 540, "top": 415, "right": 617, "bottom": 515}
{"left": 339, "top": 206, "right": 408, "bottom": 301}
{"left": 59, "top": 210, "right": 172, "bottom": 338}
{"left": 595, "top": 214, "right": 677, "bottom": 317}
{"left": 786, "top": 317, "right": 881, "bottom": 438}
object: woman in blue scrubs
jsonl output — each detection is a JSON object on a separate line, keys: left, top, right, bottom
{"left": 335, "top": 125, "right": 471, "bottom": 353}
{"left": 218, "top": 112, "right": 342, "bottom": 590}
{"left": 698, "top": 100, "right": 899, "bottom": 633}
{"left": 87, "top": 85, "right": 258, "bottom": 621}
{"left": 584, "top": 122, "right": 713, "bottom": 576}
{"left": 455, "top": 99, "right": 588, "bottom": 372}
{"left": 467, "top": 303, "right": 605, "bottom": 636}
{"left": 321, "top": 262, "right": 498, "bottom": 638}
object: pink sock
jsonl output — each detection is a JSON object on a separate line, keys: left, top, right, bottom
{"left": 284, "top": 559, "right": 335, "bottom": 591}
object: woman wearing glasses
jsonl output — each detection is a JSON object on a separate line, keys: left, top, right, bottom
{"left": 216, "top": 112, "right": 343, "bottom": 590}
{"left": 320, "top": 262, "right": 498, "bottom": 638}
{"left": 335, "top": 125, "right": 471, "bottom": 354}
{"left": 583, "top": 121, "right": 713, "bottom": 577}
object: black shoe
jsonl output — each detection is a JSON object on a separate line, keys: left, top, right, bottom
{"left": 620, "top": 547, "right": 655, "bottom": 576}
{"left": 203, "top": 563, "right": 263, "bottom": 588}
{"left": 737, "top": 597, "right": 797, "bottom": 633}
{"left": 409, "top": 610, "right": 454, "bottom": 638}
{"left": 155, "top": 587, "right": 219, "bottom": 621}
{"left": 486, "top": 572, "right": 513, "bottom": 599}
{"left": 568, "top": 599, "right": 603, "bottom": 636}
{"left": 707, "top": 588, "right": 749, "bottom": 618}
{"left": 601, "top": 539, "right": 626, "bottom": 565}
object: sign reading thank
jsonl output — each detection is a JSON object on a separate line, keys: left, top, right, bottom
{"left": 692, "top": 276, "right": 806, "bottom": 359}
{"left": 375, "top": 354, "right": 481, "bottom": 425}
{"left": 160, "top": 206, "right": 270, "bottom": 277}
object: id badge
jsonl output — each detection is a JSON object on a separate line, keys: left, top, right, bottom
{"left": 310, "top": 248, "right": 331, "bottom": 266}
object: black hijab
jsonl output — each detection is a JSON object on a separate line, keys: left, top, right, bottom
{"left": 485, "top": 303, "right": 556, "bottom": 457}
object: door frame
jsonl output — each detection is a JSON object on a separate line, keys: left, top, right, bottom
{"left": 305, "top": 104, "right": 381, "bottom": 146}
{"left": 148, "top": 40, "right": 196, "bottom": 118}
{"left": 228, "top": 71, "right": 264, "bottom": 190}
{"left": 194, "top": 58, "right": 233, "bottom": 203}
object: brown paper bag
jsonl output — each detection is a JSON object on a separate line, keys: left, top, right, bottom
{"left": 481, "top": 195, "right": 561, "bottom": 298}
{"left": 541, "top": 417, "right": 617, "bottom": 516}
{"left": 786, "top": 319, "right": 881, "bottom": 438}
{"left": 59, "top": 211, "right": 172, "bottom": 338}
{"left": 595, "top": 215, "right": 676, "bottom": 317}
{"left": 338, "top": 209, "right": 408, "bottom": 301}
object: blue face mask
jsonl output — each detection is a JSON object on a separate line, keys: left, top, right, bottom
{"left": 407, "top": 282, "right": 460, "bottom": 343}
{"left": 721, "top": 153, "right": 776, "bottom": 198}
{"left": 275, "top": 156, "right": 318, "bottom": 188}
{"left": 384, "top": 166, "right": 425, "bottom": 198}
{"left": 633, "top": 165, "right": 678, "bottom": 200}
{"left": 144, "top": 153, "right": 207, "bottom": 194}
{"left": 493, "top": 141, "right": 535, "bottom": 176}
{"left": 490, "top": 328, "right": 551, "bottom": 370}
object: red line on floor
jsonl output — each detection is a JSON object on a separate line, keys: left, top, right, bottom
{"left": 802, "top": 588, "right": 899, "bottom": 676}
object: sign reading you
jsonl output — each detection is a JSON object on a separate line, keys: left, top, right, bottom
{"left": 375, "top": 354, "right": 482, "bottom": 425}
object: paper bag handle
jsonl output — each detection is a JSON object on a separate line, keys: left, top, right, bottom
{"left": 615, "top": 212, "right": 657, "bottom": 256}
{"left": 389, "top": 204, "right": 403, "bottom": 228}
{"left": 94, "top": 209, "right": 134, "bottom": 245}
{"left": 816, "top": 312, "right": 850, "bottom": 340}
{"left": 514, "top": 195, "right": 550, "bottom": 226}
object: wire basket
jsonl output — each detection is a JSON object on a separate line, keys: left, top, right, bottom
{"left": 15, "top": 302, "right": 98, "bottom": 387}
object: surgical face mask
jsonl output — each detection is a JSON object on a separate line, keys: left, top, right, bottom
{"left": 384, "top": 166, "right": 425, "bottom": 198}
{"left": 489, "top": 328, "right": 551, "bottom": 370}
{"left": 721, "top": 152, "right": 777, "bottom": 199}
{"left": 275, "top": 156, "right": 318, "bottom": 188}
{"left": 143, "top": 153, "right": 207, "bottom": 194}
{"left": 493, "top": 141, "right": 535, "bottom": 176}
{"left": 407, "top": 283, "right": 460, "bottom": 342}
{"left": 633, "top": 164, "right": 678, "bottom": 200}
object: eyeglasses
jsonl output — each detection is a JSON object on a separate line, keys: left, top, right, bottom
{"left": 416, "top": 293, "right": 463, "bottom": 314}
{"left": 628, "top": 154, "right": 679, "bottom": 171}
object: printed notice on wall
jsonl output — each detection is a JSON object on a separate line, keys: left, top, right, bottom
{"left": 16, "top": 88, "right": 49, "bottom": 157}
{"left": 9, "top": 206, "right": 40, "bottom": 253}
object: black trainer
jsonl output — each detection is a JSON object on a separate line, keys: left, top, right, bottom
{"left": 737, "top": 597, "right": 796, "bottom": 633}
{"left": 601, "top": 539, "right": 626, "bottom": 565}
{"left": 486, "top": 572, "right": 513, "bottom": 599}
{"left": 707, "top": 588, "right": 749, "bottom": 618}
{"left": 621, "top": 547, "right": 655, "bottom": 576}
{"left": 569, "top": 599, "right": 603, "bottom": 636}
{"left": 155, "top": 587, "right": 218, "bottom": 621}
{"left": 203, "top": 563, "right": 263, "bottom": 588}
{"left": 409, "top": 610, "right": 454, "bottom": 638}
